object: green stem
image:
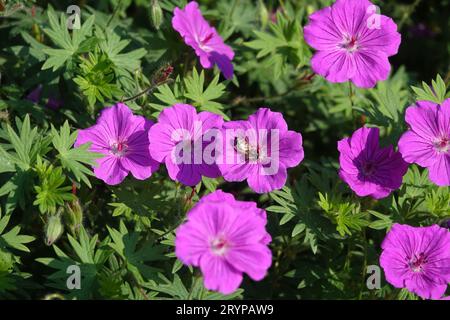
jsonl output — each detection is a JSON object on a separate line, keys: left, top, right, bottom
{"left": 348, "top": 81, "right": 354, "bottom": 107}
{"left": 358, "top": 229, "right": 368, "bottom": 300}
{"left": 106, "top": 0, "right": 123, "bottom": 28}
{"left": 121, "top": 78, "right": 172, "bottom": 103}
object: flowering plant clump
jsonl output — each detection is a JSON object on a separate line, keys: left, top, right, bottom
{"left": 0, "top": 0, "right": 449, "bottom": 301}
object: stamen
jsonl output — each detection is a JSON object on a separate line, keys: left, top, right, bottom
{"left": 110, "top": 140, "right": 128, "bottom": 157}
{"left": 201, "top": 32, "right": 214, "bottom": 45}
{"left": 234, "top": 137, "right": 260, "bottom": 162}
{"left": 210, "top": 236, "right": 229, "bottom": 256}
{"left": 434, "top": 137, "right": 450, "bottom": 153}
{"left": 340, "top": 34, "right": 359, "bottom": 53}
{"left": 408, "top": 252, "right": 427, "bottom": 273}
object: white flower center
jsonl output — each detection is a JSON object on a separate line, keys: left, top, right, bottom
{"left": 197, "top": 32, "right": 214, "bottom": 52}
{"left": 408, "top": 252, "right": 427, "bottom": 273}
{"left": 340, "top": 34, "right": 359, "bottom": 53}
{"left": 110, "top": 140, "right": 128, "bottom": 157}
{"left": 210, "top": 235, "right": 230, "bottom": 256}
{"left": 235, "top": 136, "right": 259, "bottom": 161}
{"left": 434, "top": 136, "right": 450, "bottom": 153}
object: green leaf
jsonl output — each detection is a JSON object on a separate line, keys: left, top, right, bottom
{"left": 73, "top": 51, "right": 123, "bottom": 107}
{"left": 0, "top": 115, "right": 51, "bottom": 213}
{"left": 33, "top": 158, "right": 75, "bottom": 215}
{"left": 411, "top": 74, "right": 448, "bottom": 104}
{"left": 268, "top": 177, "right": 330, "bottom": 254}
{"left": 36, "top": 226, "right": 110, "bottom": 299}
{"left": 98, "top": 29, "right": 147, "bottom": 73}
{"left": 244, "top": 13, "right": 310, "bottom": 79}
{"left": 184, "top": 68, "right": 228, "bottom": 119}
{"left": 107, "top": 221, "right": 166, "bottom": 284}
{"left": 51, "top": 121, "right": 103, "bottom": 188}
{"left": 368, "top": 211, "right": 393, "bottom": 230}
{"left": 144, "top": 274, "right": 244, "bottom": 300}
{"left": 0, "top": 213, "right": 35, "bottom": 252}
{"left": 41, "top": 7, "right": 96, "bottom": 72}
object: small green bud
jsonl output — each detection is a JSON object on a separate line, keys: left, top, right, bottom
{"left": 150, "top": 0, "right": 163, "bottom": 30}
{"left": 65, "top": 199, "right": 83, "bottom": 234}
{"left": 307, "top": 5, "right": 315, "bottom": 16}
{"left": 45, "top": 214, "right": 64, "bottom": 246}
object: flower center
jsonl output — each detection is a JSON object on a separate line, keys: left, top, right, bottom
{"left": 110, "top": 140, "right": 128, "bottom": 157}
{"left": 408, "top": 252, "right": 427, "bottom": 273}
{"left": 201, "top": 32, "right": 214, "bottom": 45}
{"left": 361, "top": 161, "right": 376, "bottom": 177}
{"left": 234, "top": 137, "right": 260, "bottom": 162}
{"left": 198, "top": 32, "right": 214, "bottom": 51}
{"left": 340, "top": 34, "right": 359, "bottom": 53}
{"left": 434, "top": 136, "right": 450, "bottom": 153}
{"left": 210, "top": 235, "right": 230, "bottom": 256}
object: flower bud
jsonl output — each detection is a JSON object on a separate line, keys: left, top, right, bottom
{"left": 45, "top": 214, "right": 64, "bottom": 246}
{"left": 65, "top": 199, "right": 83, "bottom": 234}
{"left": 307, "top": 5, "right": 315, "bottom": 16}
{"left": 150, "top": 0, "right": 163, "bottom": 30}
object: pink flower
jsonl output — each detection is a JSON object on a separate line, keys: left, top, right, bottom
{"left": 148, "top": 104, "right": 224, "bottom": 186}
{"left": 175, "top": 190, "right": 272, "bottom": 294}
{"left": 75, "top": 103, "right": 159, "bottom": 185}
{"left": 338, "top": 127, "right": 408, "bottom": 199}
{"left": 380, "top": 224, "right": 450, "bottom": 300}
{"left": 218, "top": 108, "right": 304, "bottom": 194}
{"left": 398, "top": 99, "right": 450, "bottom": 186}
{"left": 304, "top": 0, "right": 401, "bottom": 88}
{"left": 172, "top": 1, "right": 235, "bottom": 79}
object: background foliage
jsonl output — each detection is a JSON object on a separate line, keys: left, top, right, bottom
{"left": 0, "top": 0, "right": 449, "bottom": 300}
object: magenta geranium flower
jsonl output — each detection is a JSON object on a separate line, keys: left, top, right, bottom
{"left": 398, "top": 99, "right": 450, "bottom": 186}
{"left": 175, "top": 190, "right": 272, "bottom": 294}
{"left": 148, "top": 103, "right": 224, "bottom": 186}
{"left": 338, "top": 126, "right": 408, "bottom": 199}
{"left": 218, "top": 108, "right": 304, "bottom": 194}
{"left": 303, "top": 0, "right": 401, "bottom": 88}
{"left": 75, "top": 103, "right": 159, "bottom": 185}
{"left": 380, "top": 224, "right": 450, "bottom": 300}
{"left": 172, "top": 1, "right": 235, "bottom": 79}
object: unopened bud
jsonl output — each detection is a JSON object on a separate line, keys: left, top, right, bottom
{"left": 150, "top": 0, "right": 163, "bottom": 30}
{"left": 45, "top": 214, "right": 64, "bottom": 246}
{"left": 307, "top": 5, "right": 315, "bottom": 16}
{"left": 65, "top": 199, "right": 83, "bottom": 234}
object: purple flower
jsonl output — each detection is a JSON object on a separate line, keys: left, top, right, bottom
{"left": 338, "top": 127, "right": 408, "bottom": 199}
{"left": 175, "top": 190, "right": 272, "bottom": 294}
{"left": 46, "top": 96, "right": 63, "bottom": 110}
{"left": 398, "top": 99, "right": 450, "bottom": 187}
{"left": 148, "top": 104, "right": 224, "bottom": 186}
{"left": 26, "top": 85, "right": 42, "bottom": 103}
{"left": 75, "top": 103, "right": 159, "bottom": 185}
{"left": 303, "top": 0, "right": 401, "bottom": 88}
{"left": 218, "top": 108, "right": 304, "bottom": 194}
{"left": 172, "top": 1, "right": 235, "bottom": 79}
{"left": 380, "top": 224, "right": 450, "bottom": 300}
